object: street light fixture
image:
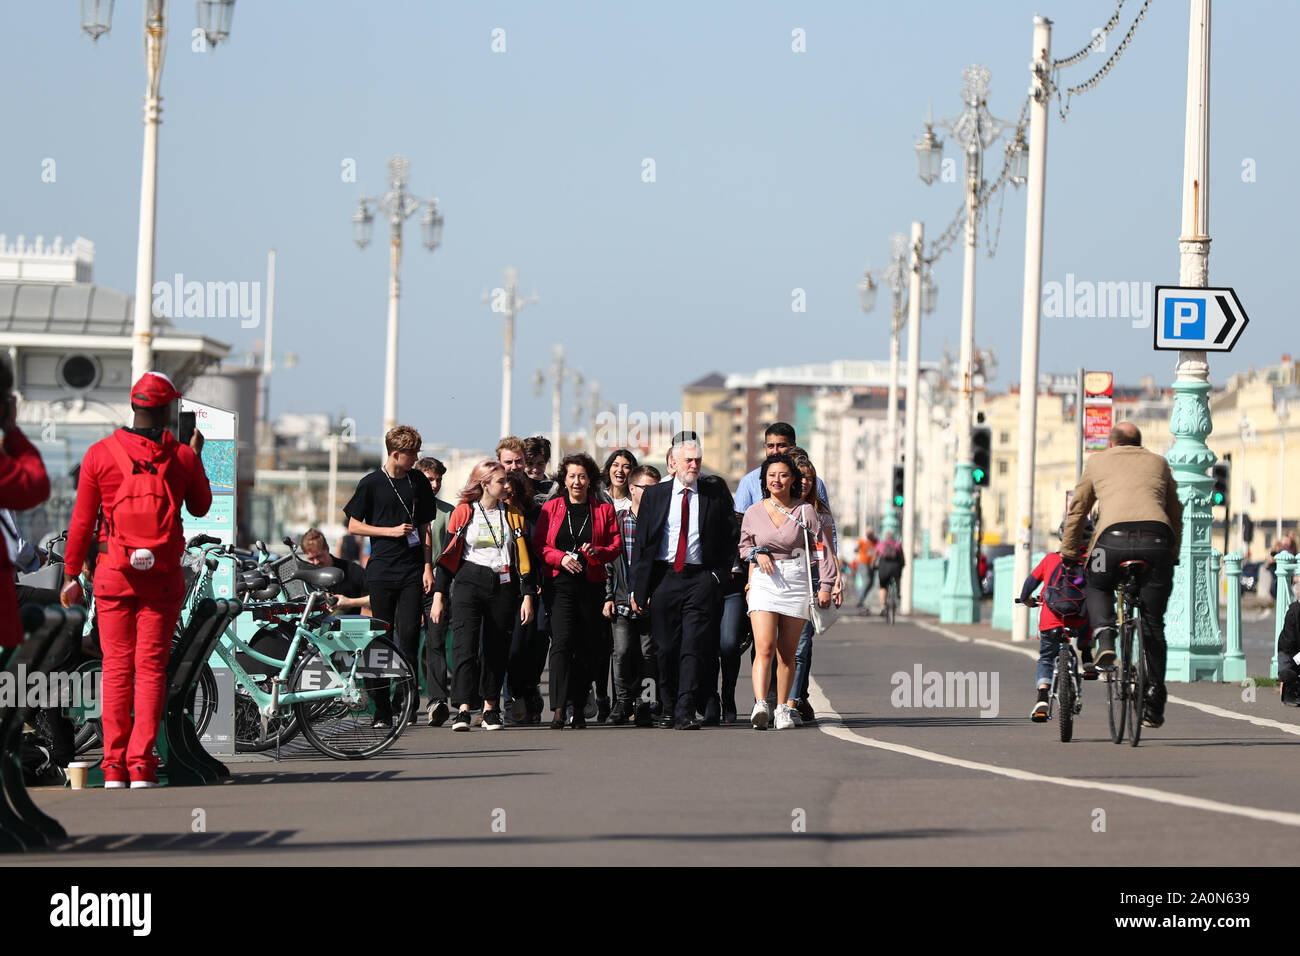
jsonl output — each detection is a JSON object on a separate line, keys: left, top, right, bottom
{"left": 915, "top": 111, "right": 945, "bottom": 185}
{"left": 916, "top": 62, "right": 1022, "bottom": 625}
{"left": 352, "top": 155, "right": 444, "bottom": 434}
{"left": 194, "top": 0, "right": 236, "bottom": 47}
{"left": 81, "top": 0, "right": 237, "bottom": 384}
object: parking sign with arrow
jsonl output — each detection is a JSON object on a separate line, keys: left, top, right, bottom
{"left": 1153, "top": 285, "right": 1249, "bottom": 351}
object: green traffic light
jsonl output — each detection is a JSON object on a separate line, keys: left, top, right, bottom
{"left": 1213, "top": 492, "right": 1224, "bottom": 506}
{"left": 893, "top": 495, "right": 904, "bottom": 507}
{"left": 972, "top": 468, "right": 985, "bottom": 484}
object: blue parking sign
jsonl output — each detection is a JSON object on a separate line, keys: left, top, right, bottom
{"left": 1153, "top": 286, "right": 1249, "bottom": 352}
{"left": 1163, "top": 297, "right": 1205, "bottom": 340}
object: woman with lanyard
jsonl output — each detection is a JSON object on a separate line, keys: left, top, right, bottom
{"left": 739, "top": 453, "right": 836, "bottom": 730}
{"left": 431, "top": 459, "right": 535, "bottom": 732}
{"left": 534, "top": 453, "right": 621, "bottom": 729}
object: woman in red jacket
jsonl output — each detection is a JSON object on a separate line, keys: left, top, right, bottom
{"left": 533, "top": 453, "right": 621, "bottom": 728}
{"left": 0, "top": 357, "right": 50, "bottom": 648}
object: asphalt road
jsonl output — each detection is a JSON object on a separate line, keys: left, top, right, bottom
{"left": 14, "top": 611, "right": 1300, "bottom": 866}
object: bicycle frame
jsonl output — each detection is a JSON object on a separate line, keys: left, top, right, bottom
{"left": 186, "top": 547, "right": 392, "bottom": 722}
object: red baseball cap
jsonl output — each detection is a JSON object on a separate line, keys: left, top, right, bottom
{"left": 130, "top": 371, "right": 181, "bottom": 408}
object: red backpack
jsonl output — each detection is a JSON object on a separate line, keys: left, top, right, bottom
{"left": 101, "top": 433, "right": 181, "bottom": 573}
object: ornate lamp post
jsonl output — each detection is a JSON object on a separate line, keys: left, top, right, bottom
{"left": 484, "top": 267, "right": 539, "bottom": 439}
{"left": 860, "top": 234, "right": 936, "bottom": 540}
{"left": 915, "top": 64, "right": 1025, "bottom": 624}
{"left": 352, "top": 156, "right": 443, "bottom": 434}
{"left": 80, "top": 0, "right": 237, "bottom": 384}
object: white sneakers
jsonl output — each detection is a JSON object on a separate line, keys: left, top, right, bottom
{"left": 773, "top": 704, "right": 797, "bottom": 730}
{"left": 753, "top": 701, "right": 806, "bottom": 730}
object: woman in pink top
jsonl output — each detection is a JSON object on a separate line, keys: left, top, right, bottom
{"left": 739, "top": 454, "right": 836, "bottom": 730}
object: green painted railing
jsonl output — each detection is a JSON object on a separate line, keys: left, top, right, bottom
{"left": 911, "top": 558, "right": 946, "bottom": 616}
{"left": 991, "top": 552, "right": 1046, "bottom": 632}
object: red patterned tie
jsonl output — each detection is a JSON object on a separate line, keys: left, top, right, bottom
{"left": 673, "top": 489, "right": 690, "bottom": 572}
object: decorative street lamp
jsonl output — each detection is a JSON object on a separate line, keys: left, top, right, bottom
{"left": 483, "top": 267, "right": 539, "bottom": 439}
{"left": 80, "top": 0, "right": 237, "bottom": 384}
{"left": 352, "top": 155, "right": 443, "bottom": 434}
{"left": 916, "top": 62, "right": 1023, "bottom": 625}
{"left": 862, "top": 234, "right": 937, "bottom": 539}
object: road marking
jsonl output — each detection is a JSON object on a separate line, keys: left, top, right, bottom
{"left": 910, "top": 618, "right": 1300, "bottom": 738}
{"left": 807, "top": 677, "right": 1300, "bottom": 829}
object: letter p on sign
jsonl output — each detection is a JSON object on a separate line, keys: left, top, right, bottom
{"left": 1164, "top": 297, "right": 1204, "bottom": 340}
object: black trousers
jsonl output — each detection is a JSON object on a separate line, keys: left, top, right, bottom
{"left": 649, "top": 563, "right": 721, "bottom": 721}
{"left": 1084, "top": 521, "right": 1175, "bottom": 691}
{"left": 507, "top": 594, "right": 549, "bottom": 700}
{"left": 450, "top": 563, "right": 519, "bottom": 707}
{"left": 421, "top": 590, "right": 450, "bottom": 703}
{"left": 548, "top": 575, "right": 605, "bottom": 711}
{"left": 368, "top": 575, "right": 425, "bottom": 715}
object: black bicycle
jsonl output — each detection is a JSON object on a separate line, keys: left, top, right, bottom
{"left": 1017, "top": 598, "right": 1084, "bottom": 743}
{"left": 1105, "top": 559, "right": 1149, "bottom": 747}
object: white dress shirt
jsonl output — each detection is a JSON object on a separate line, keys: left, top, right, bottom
{"left": 658, "top": 477, "right": 702, "bottom": 565}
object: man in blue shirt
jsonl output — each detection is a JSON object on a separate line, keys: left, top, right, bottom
{"left": 733, "top": 423, "right": 830, "bottom": 515}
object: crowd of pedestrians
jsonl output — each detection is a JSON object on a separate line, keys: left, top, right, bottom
{"left": 340, "top": 421, "right": 843, "bottom": 731}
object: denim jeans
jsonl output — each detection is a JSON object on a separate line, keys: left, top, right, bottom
{"left": 793, "top": 618, "right": 814, "bottom": 701}
{"left": 718, "top": 591, "right": 745, "bottom": 715}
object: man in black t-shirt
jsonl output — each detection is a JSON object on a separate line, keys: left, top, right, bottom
{"left": 343, "top": 425, "right": 436, "bottom": 727}
{"left": 300, "top": 528, "right": 369, "bottom": 611}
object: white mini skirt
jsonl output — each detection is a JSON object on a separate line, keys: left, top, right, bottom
{"left": 747, "top": 555, "right": 810, "bottom": 619}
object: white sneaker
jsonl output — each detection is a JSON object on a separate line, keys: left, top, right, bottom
{"left": 774, "top": 704, "right": 796, "bottom": 730}
{"left": 103, "top": 780, "right": 128, "bottom": 790}
{"left": 750, "top": 701, "right": 771, "bottom": 730}
{"left": 787, "top": 706, "right": 804, "bottom": 728}
{"left": 129, "top": 780, "right": 160, "bottom": 789}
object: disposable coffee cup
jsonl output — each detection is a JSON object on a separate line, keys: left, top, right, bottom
{"left": 67, "top": 761, "right": 91, "bottom": 790}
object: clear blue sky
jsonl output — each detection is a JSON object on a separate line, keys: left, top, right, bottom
{"left": 2, "top": 1, "right": 1292, "bottom": 448}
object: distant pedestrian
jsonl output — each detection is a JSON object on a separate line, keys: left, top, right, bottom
{"left": 604, "top": 464, "right": 660, "bottom": 725}
{"left": 0, "top": 355, "right": 49, "bottom": 648}
{"left": 415, "top": 457, "right": 455, "bottom": 726}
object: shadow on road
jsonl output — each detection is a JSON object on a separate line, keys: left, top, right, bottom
{"left": 30, "top": 826, "right": 996, "bottom": 859}
{"left": 227, "top": 769, "right": 545, "bottom": 785}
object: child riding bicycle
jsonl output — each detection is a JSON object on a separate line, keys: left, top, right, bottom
{"left": 1020, "top": 521, "right": 1093, "bottom": 723}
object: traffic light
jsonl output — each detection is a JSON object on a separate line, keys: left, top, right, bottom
{"left": 891, "top": 464, "right": 905, "bottom": 508}
{"left": 1211, "top": 455, "right": 1230, "bottom": 509}
{"left": 971, "top": 426, "right": 992, "bottom": 487}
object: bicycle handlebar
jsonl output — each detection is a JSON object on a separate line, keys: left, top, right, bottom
{"left": 187, "top": 533, "right": 222, "bottom": 548}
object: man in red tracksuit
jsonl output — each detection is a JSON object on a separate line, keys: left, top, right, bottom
{"left": 62, "top": 373, "right": 211, "bottom": 789}
{"left": 0, "top": 356, "right": 50, "bottom": 647}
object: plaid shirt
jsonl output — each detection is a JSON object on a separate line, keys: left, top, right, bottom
{"left": 619, "top": 508, "right": 637, "bottom": 567}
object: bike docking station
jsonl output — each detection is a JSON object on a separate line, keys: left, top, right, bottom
{"left": 0, "top": 605, "right": 86, "bottom": 852}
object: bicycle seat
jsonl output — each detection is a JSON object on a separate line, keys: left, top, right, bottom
{"left": 240, "top": 572, "right": 270, "bottom": 591}
{"left": 287, "top": 565, "right": 344, "bottom": 591}
{"left": 1119, "top": 559, "right": 1151, "bottom": 574}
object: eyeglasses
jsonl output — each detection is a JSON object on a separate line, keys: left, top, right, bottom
{"left": 631, "top": 483, "right": 656, "bottom": 491}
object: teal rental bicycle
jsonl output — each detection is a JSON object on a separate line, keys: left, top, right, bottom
{"left": 191, "top": 544, "right": 417, "bottom": 759}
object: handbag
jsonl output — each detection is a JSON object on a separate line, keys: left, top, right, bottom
{"left": 791, "top": 505, "right": 839, "bottom": 635}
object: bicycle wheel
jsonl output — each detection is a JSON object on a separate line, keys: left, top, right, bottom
{"left": 1128, "top": 615, "right": 1145, "bottom": 747}
{"left": 1057, "top": 646, "right": 1075, "bottom": 743}
{"left": 1105, "top": 639, "right": 1126, "bottom": 744}
{"left": 186, "top": 663, "right": 217, "bottom": 738}
{"left": 292, "top": 637, "right": 416, "bottom": 759}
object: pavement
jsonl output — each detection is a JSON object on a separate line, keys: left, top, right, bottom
{"left": 11, "top": 607, "right": 1300, "bottom": 866}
